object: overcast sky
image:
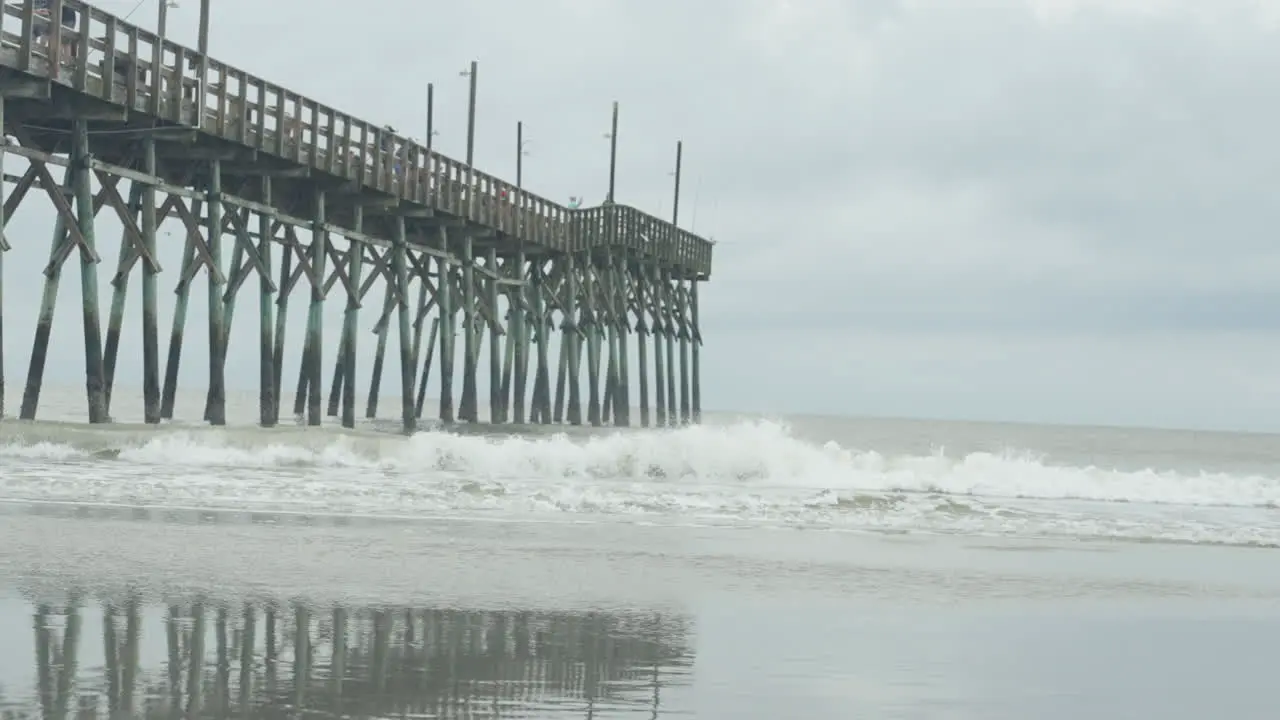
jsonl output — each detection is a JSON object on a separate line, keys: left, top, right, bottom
{"left": 4, "top": 0, "right": 1280, "bottom": 432}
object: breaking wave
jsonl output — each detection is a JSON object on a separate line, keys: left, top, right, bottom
{"left": 0, "top": 419, "right": 1277, "bottom": 546}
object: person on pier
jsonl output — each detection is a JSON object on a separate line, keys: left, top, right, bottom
{"left": 32, "top": 0, "right": 78, "bottom": 65}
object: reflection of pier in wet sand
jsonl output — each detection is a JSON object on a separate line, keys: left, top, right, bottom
{"left": 12, "top": 596, "right": 691, "bottom": 719}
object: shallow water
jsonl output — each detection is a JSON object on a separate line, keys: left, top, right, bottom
{"left": 1, "top": 386, "right": 1279, "bottom": 716}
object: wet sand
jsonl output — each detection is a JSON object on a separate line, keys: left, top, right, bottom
{"left": 1, "top": 505, "right": 1278, "bottom": 718}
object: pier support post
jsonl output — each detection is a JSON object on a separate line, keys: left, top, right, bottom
{"left": 102, "top": 183, "right": 142, "bottom": 415}
{"left": 141, "top": 139, "right": 161, "bottom": 423}
{"left": 500, "top": 254, "right": 519, "bottom": 423}
{"left": 412, "top": 317, "right": 438, "bottom": 419}
{"left": 532, "top": 265, "right": 552, "bottom": 423}
{"left": 271, "top": 235, "right": 294, "bottom": 424}
{"left": 512, "top": 252, "right": 529, "bottom": 424}
{"left": 211, "top": 205, "right": 249, "bottom": 423}
{"left": 437, "top": 228, "right": 455, "bottom": 424}
{"left": 691, "top": 278, "right": 701, "bottom": 422}
{"left": 401, "top": 271, "right": 427, "bottom": 420}
{"left": 614, "top": 254, "right": 630, "bottom": 427}
{"left": 293, "top": 333, "right": 310, "bottom": 417}
{"left": 326, "top": 332, "right": 343, "bottom": 418}
{"left": 498, "top": 257, "right": 515, "bottom": 423}
{"left": 552, "top": 261, "right": 568, "bottom": 424}
{"left": 206, "top": 159, "right": 227, "bottom": 426}
{"left": 460, "top": 235, "right": 477, "bottom": 423}
{"left": 73, "top": 121, "right": 107, "bottom": 423}
{"left": 651, "top": 264, "right": 666, "bottom": 427}
{"left": 663, "top": 269, "right": 677, "bottom": 426}
{"left": 530, "top": 267, "right": 546, "bottom": 423}
{"left": 636, "top": 260, "right": 650, "bottom": 427}
{"left": 392, "top": 216, "right": 415, "bottom": 434}
{"left": 499, "top": 306, "right": 514, "bottom": 423}
{"left": 305, "top": 190, "right": 326, "bottom": 426}
{"left": 566, "top": 255, "right": 583, "bottom": 426}
{"left": 584, "top": 255, "right": 602, "bottom": 427}
{"left": 553, "top": 296, "right": 569, "bottom": 424}
{"left": 18, "top": 162, "right": 76, "bottom": 417}
{"left": 160, "top": 197, "right": 203, "bottom": 421}
{"left": 678, "top": 278, "right": 690, "bottom": 425}
{"left": 488, "top": 248, "right": 501, "bottom": 423}
{"left": 340, "top": 209, "right": 363, "bottom": 429}
{"left": 258, "top": 178, "right": 276, "bottom": 427}
{"left": 604, "top": 299, "right": 617, "bottom": 425}
{"left": 365, "top": 284, "right": 391, "bottom": 420}
{"left": 0, "top": 95, "right": 6, "bottom": 419}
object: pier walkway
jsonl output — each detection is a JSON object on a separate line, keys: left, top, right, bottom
{"left": 0, "top": 0, "right": 712, "bottom": 432}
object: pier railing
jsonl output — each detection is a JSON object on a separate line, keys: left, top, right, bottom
{"left": 0, "top": 0, "right": 713, "bottom": 276}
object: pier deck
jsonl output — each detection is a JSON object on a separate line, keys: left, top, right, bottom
{"left": 0, "top": 0, "right": 712, "bottom": 432}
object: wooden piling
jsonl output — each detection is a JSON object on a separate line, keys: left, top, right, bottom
{"left": 438, "top": 228, "right": 455, "bottom": 424}
{"left": 404, "top": 260, "right": 429, "bottom": 418}
{"left": 305, "top": 190, "right": 327, "bottom": 426}
{"left": 393, "top": 216, "right": 415, "bottom": 434}
{"left": 488, "top": 248, "right": 501, "bottom": 424}
{"left": 160, "top": 200, "right": 200, "bottom": 421}
{"left": 636, "top": 260, "right": 651, "bottom": 427}
{"left": 365, "top": 287, "right": 391, "bottom": 419}
{"left": 678, "top": 278, "right": 690, "bottom": 425}
{"left": 340, "top": 207, "right": 363, "bottom": 429}
{"left": 691, "top": 278, "right": 702, "bottom": 422}
{"left": 102, "top": 183, "right": 142, "bottom": 414}
{"left": 215, "top": 204, "right": 249, "bottom": 420}
{"left": 271, "top": 239, "right": 294, "bottom": 424}
{"left": 73, "top": 123, "right": 107, "bottom": 423}
{"left": 584, "top": 257, "right": 601, "bottom": 427}
{"left": 651, "top": 264, "right": 666, "bottom": 427}
{"left": 293, "top": 326, "right": 310, "bottom": 417}
{"left": 566, "top": 255, "right": 583, "bottom": 426}
{"left": 512, "top": 252, "right": 529, "bottom": 424}
{"left": 413, "top": 317, "right": 438, "bottom": 419}
{"left": 663, "top": 269, "right": 678, "bottom": 426}
{"left": 532, "top": 265, "right": 552, "bottom": 423}
{"left": 499, "top": 297, "right": 514, "bottom": 423}
{"left": 258, "top": 177, "right": 276, "bottom": 427}
{"left": 553, "top": 311, "right": 569, "bottom": 424}
{"left": 206, "top": 159, "right": 227, "bottom": 426}
{"left": 0, "top": 95, "right": 7, "bottom": 419}
{"left": 460, "top": 234, "right": 477, "bottom": 423}
{"left": 19, "top": 163, "right": 72, "bottom": 421}
{"left": 613, "top": 253, "right": 630, "bottom": 427}
{"left": 139, "top": 140, "right": 161, "bottom": 424}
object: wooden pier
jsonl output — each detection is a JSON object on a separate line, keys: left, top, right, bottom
{"left": 0, "top": 0, "right": 713, "bottom": 432}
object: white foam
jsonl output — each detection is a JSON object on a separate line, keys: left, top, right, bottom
{"left": 0, "top": 420, "right": 1277, "bottom": 545}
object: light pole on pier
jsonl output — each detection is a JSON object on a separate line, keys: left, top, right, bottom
{"left": 516, "top": 121, "right": 531, "bottom": 188}
{"left": 671, "top": 140, "right": 683, "bottom": 225}
{"left": 157, "top": 0, "right": 169, "bottom": 39}
{"left": 459, "top": 61, "right": 478, "bottom": 166}
{"left": 426, "top": 82, "right": 437, "bottom": 153}
{"left": 602, "top": 101, "right": 619, "bottom": 204}
{"left": 197, "top": 0, "right": 210, "bottom": 54}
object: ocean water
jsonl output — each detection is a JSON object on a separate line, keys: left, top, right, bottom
{"left": 1, "top": 385, "right": 1278, "bottom": 718}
